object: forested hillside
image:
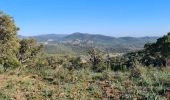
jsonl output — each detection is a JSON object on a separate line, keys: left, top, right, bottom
{"left": 0, "top": 11, "right": 170, "bottom": 99}
{"left": 20, "top": 32, "right": 158, "bottom": 54}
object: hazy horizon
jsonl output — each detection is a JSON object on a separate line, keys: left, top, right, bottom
{"left": 1, "top": 0, "right": 170, "bottom": 37}
{"left": 18, "top": 32, "right": 162, "bottom": 38}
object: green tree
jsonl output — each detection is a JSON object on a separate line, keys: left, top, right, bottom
{"left": 141, "top": 33, "right": 170, "bottom": 67}
{"left": 156, "top": 33, "right": 170, "bottom": 66}
{"left": 157, "top": 33, "right": 170, "bottom": 57}
{"left": 88, "top": 48, "right": 105, "bottom": 72}
{"left": 0, "top": 11, "right": 20, "bottom": 70}
{"left": 17, "top": 38, "right": 43, "bottom": 66}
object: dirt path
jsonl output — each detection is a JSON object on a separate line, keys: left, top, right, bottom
{"left": 0, "top": 75, "right": 8, "bottom": 88}
{"left": 97, "top": 80, "right": 115, "bottom": 100}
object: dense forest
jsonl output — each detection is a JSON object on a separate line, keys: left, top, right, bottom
{"left": 0, "top": 11, "right": 170, "bottom": 99}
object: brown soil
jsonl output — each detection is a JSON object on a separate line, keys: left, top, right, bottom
{"left": 97, "top": 80, "right": 116, "bottom": 100}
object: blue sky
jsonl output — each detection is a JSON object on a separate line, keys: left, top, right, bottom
{"left": 0, "top": 0, "right": 170, "bottom": 37}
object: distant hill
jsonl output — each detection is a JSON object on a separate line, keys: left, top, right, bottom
{"left": 64, "top": 33, "right": 158, "bottom": 42}
{"left": 64, "top": 32, "right": 115, "bottom": 41}
{"left": 17, "top": 35, "right": 27, "bottom": 39}
{"left": 18, "top": 33, "right": 159, "bottom": 54}
{"left": 63, "top": 32, "right": 158, "bottom": 48}
{"left": 32, "top": 34, "right": 67, "bottom": 42}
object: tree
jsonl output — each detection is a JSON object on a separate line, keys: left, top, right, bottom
{"left": 157, "top": 33, "right": 170, "bottom": 58}
{"left": 157, "top": 33, "right": 170, "bottom": 66}
{"left": 17, "top": 38, "right": 43, "bottom": 66}
{"left": 88, "top": 48, "right": 105, "bottom": 72}
{"left": 141, "top": 33, "right": 170, "bottom": 67}
{"left": 0, "top": 11, "right": 20, "bottom": 70}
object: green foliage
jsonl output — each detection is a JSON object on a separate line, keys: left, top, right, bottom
{"left": 45, "top": 55, "right": 65, "bottom": 69}
{"left": 0, "top": 11, "right": 44, "bottom": 69}
{"left": 157, "top": 33, "right": 170, "bottom": 57}
{"left": 43, "top": 44, "right": 76, "bottom": 55}
{"left": 142, "top": 33, "right": 170, "bottom": 66}
{"left": 88, "top": 48, "right": 106, "bottom": 72}
{"left": 0, "top": 11, "right": 20, "bottom": 69}
{"left": 120, "top": 33, "right": 170, "bottom": 68}
{"left": 0, "top": 92, "right": 10, "bottom": 100}
{"left": 68, "top": 57, "right": 83, "bottom": 70}
{"left": 17, "top": 38, "right": 43, "bottom": 66}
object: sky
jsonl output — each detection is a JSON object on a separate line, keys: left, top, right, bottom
{"left": 0, "top": 0, "right": 170, "bottom": 37}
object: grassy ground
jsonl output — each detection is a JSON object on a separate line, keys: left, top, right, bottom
{"left": 0, "top": 66, "right": 169, "bottom": 100}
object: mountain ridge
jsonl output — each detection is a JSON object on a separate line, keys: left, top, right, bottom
{"left": 18, "top": 32, "right": 159, "bottom": 39}
{"left": 18, "top": 33, "right": 159, "bottom": 53}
